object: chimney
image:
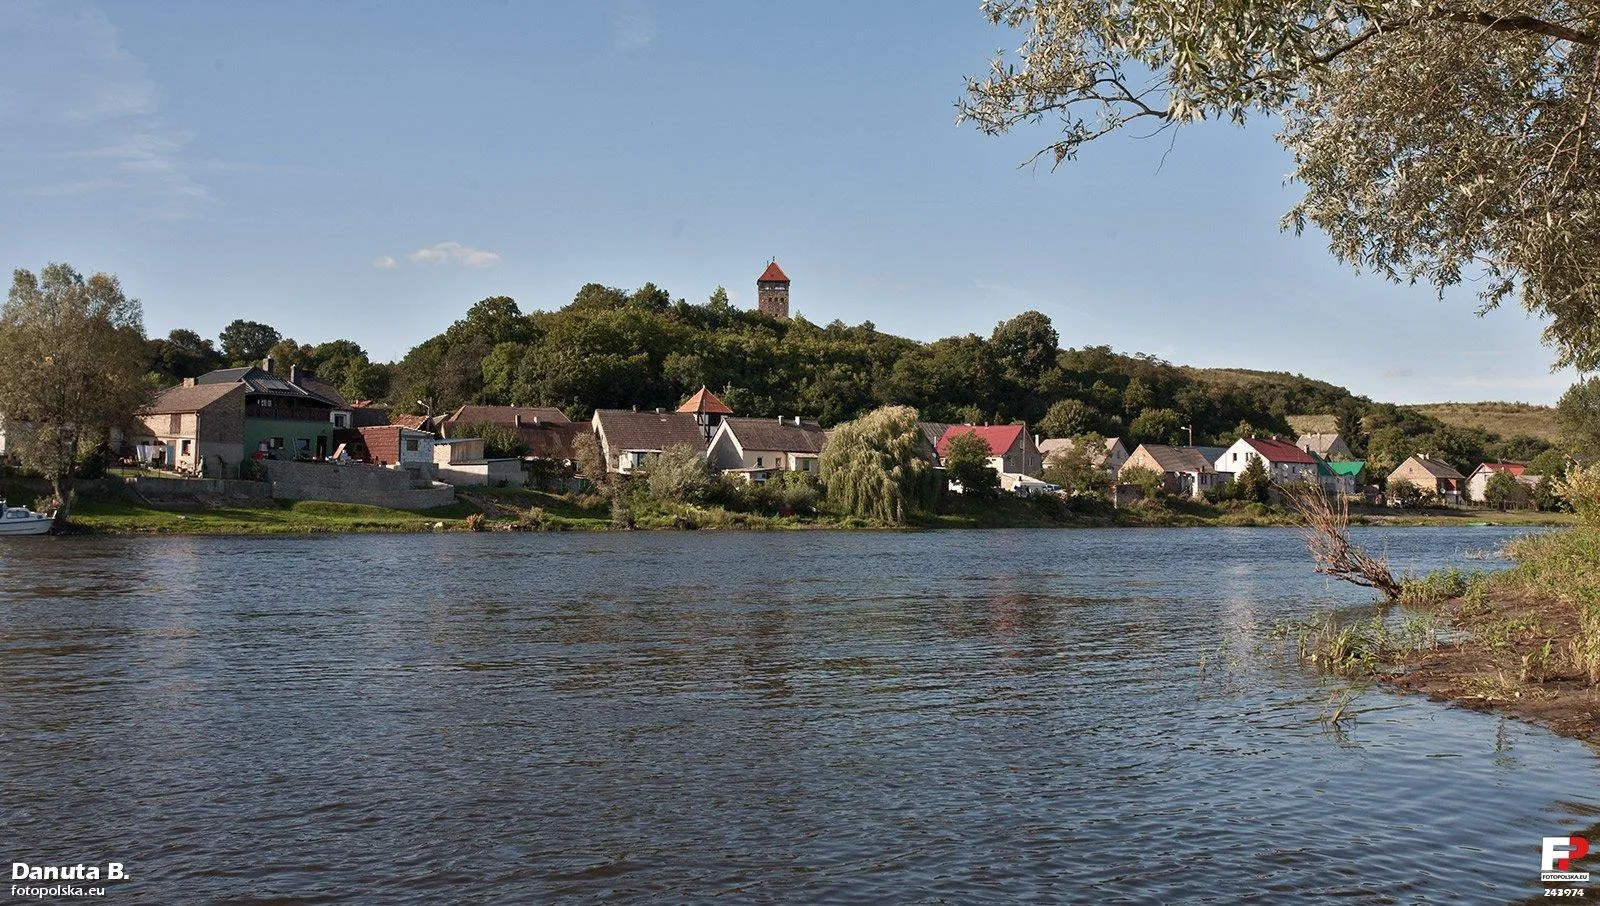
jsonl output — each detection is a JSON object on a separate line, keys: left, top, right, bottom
{"left": 531, "top": 416, "right": 540, "bottom": 426}
{"left": 182, "top": 377, "right": 196, "bottom": 388}
{"left": 289, "top": 363, "right": 301, "bottom": 384}
{"left": 655, "top": 407, "right": 664, "bottom": 414}
{"left": 778, "top": 416, "right": 784, "bottom": 426}
{"left": 263, "top": 355, "right": 275, "bottom": 374}
{"left": 514, "top": 414, "right": 522, "bottom": 427}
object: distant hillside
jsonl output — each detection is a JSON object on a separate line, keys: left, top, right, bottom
{"left": 1411, "top": 402, "right": 1562, "bottom": 444}
{"left": 1287, "top": 414, "right": 1337, "bottom": 435}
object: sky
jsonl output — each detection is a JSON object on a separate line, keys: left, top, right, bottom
{"left": 0, "top": 0, "right": 1580, "bottom": 405}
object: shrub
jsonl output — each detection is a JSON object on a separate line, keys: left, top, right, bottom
{"left": 819, "top": 405, "right": 936, "bottom": 524}
{"left": 1558, "top": 464, "right": 1600, "bottom": 526}
{"left": 454, "top": 421, "right": 527, "bottom": 458}
{"left": 1119, "top": 464, "right": 1163, "bottom": 499}
{"left": 642, "top": 443, "right": 715, "bottom": 504}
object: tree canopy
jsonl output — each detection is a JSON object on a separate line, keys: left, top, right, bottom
{"left": 0, "top": 264, "right": 151, "bottom": 517}
{"left": 962, "top": 1, "right": 1600, "bottom": 369}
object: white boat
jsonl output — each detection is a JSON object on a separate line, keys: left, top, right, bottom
{"left": 0, "top": 500, "right": 55, "bottom": 536}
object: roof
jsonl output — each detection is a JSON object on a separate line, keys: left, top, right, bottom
{"left": 721, "top": 417, "right": 826, "bottom": 454}
{"left": 1472, "top": 461, "right": 1527, "bottom": 477}
{"left": 1242, "top": 437, "right": 1318, "bottom": 465}
{"left": 141, "top": 382, "right": 242, "bottom": 415}
{"left": 1326, "top": 460, "right": 1366, "bottom": 477}
{"left": 1037, "top": 438, "right": 1074, "bottom": 456}
{"left": 1130, "top": 444, "right": 1215, "bottom": 473}
{"left": 1404, "top": 455, "right": 1466, "bottom": 480}
{"left": 677, "top": 386, "right": 734, "bottom": 416}
{"left": 442, "top": 404, "right": 571, "bottom": 428}
{"left": 758, "top": 261, "right": 790, "bottom": 283}
{"left": 593, "top": 409, "right": 708, "bottom": 452}
{"left": 191, "top": 365, "right": 344, "bottom": 408}
{"left": 1192, "top": 446, "right": 1226, "bottom": 464}
{"left": 1295, "top": 433, "right": 1348, "bottom": 456}
{"left": 389, "top": 413, "right": 431, "bottom": 431}
{"left": 348, "top": 424, "right": 431, "bottom": 464}
{"left": 936, "top": 424, "right": 1025, "bottom": 458}
{"left": 917, "top": 422, "right": 953, "bottom": 451}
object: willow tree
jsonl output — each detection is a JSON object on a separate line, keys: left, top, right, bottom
{"left": 962, "top": 2, "right": 1600, "bottom": 369}
{"left": 0, "top": 264, "right": 151, "bottom": 518}
{"left": 819, "top": 405, "right": 937, "bottom": 523}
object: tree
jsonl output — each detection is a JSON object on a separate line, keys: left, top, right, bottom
{"left": 643, "top": 443, "right": 715, "bottom": 504}
{"left": 818, "top": 405, "right": 937, "bottom": 523}
{"left": 1039, "top": 398, "right": 1101, "bottom": 438}
{"left": 1334, "top": 400, "right": 1366, "bottom": 457}
{"left": 1558, "top": 377, "right": 1600, "bottom": 453}
{"left": 1119, "top": 464, "right": 1163, "bottom": 499}
{"left": 989, "top": 310, "right": 1059, "bottom": 383}
{"left": 454, "top": 422, "right": 528, "bottom": 458}
{"left": 1528, "top": 448, "right": 1574, "bottom": 478}
{"left": 1483, "top": 469, "right": 1527, "bottom": 510}
{"left": 219, "top": 319, "right": 282, "bottom": 366}
{"left": 571, "top": 431, "right": 606, "bottom": 483}
{"left": 961, "top": 2, "right": 1600, "bottom": 369}
{"left": 148, "top": 328, "right": 224, "bottom": 382}
{"left": 0, "top": 264, "right": 151, "bottom": 518}
{"left": 1234, "top": 456, "right": 1272, "bottom": 504}
{"left": 1042, "top": 433, "right": 1110, "bottom": 496}
{"left": 944, "top": 431, "right": 1001, "bottom": 496}
{"left": 1127, "top": 407, "right": 1182, "bottom": 445}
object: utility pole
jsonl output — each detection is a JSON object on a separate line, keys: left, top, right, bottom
{"left": 1182, "top": 424, "right": 1194, "bottom": 447}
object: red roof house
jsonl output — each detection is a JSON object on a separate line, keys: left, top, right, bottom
{"left": 935, "top": 424, "right": 1042, "bottom": 477}
{"left": 1216, "top": 436, "right": 1320, "bottom": 482}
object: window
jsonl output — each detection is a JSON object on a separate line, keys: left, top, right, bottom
{"left": 296, "top": 438, "right": 311, "bottom": 452}
{"left": 333, "top": 413, "right": 347, "bottom": 428}
{"left": 1232, "top": 452, "right": 1237, "bottom": 462}
{"left": 405, "top": 439, "right": 420, "bottom": 453}
{"left": 168, "top": 414, "right": 181, "bottom": 433}
{"left": 180, "top": 439, "right": 192, "bottom": 455}
{"left": 756, "top": 456, "right": 764, "bottom": 467}
{"left": 269, "top": 437, "right": 284, "bottom": 450}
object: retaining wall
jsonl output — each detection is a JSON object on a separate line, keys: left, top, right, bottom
{"left": 261, "top": 460, "right": 455, "bottom": 510}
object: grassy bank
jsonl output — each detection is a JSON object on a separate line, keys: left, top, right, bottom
{"left": 1281, "top": 527, "right": 1600, "bottom": 742}
{"left": 69, "top": 496, "right": 478, "bottom": 534}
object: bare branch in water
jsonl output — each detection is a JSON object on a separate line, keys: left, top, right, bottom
{"left": 1282, "top": 483, "right": 1402, "bottom": 600}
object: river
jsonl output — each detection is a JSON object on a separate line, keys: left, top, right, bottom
{"left": 0, "top": 527, "right": 1594, "bottom": 904}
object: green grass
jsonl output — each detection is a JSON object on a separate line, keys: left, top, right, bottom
{"left": 70, "top": 496, "right": 479, "bottom": 535}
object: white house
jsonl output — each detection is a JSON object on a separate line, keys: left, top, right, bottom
{"left": 1213, "top": 437, "right": 1321, "bottom": 483}
{"left": 707, "top": 416, "right": 826, "bottom": 482}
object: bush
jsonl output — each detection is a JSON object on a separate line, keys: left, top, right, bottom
{"left": 944, "top": 431, "right": 1000, "bottom": 496}
{"left": 642, "top": 443, "right": 715, "bottom": 504}
{"left": 1120, "top": 464, "right": 1163, "bottom": 500}
{"left": 1559, "top": 464, "right": 1600, "bottom": 526}
{"left": 454, "top": 421, "right": 528, "bottom": 458}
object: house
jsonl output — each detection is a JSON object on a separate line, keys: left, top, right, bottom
{"left": 935, "top": 425, "right": 1043, "bottom": 478}
{"left": 1388, "top": 455, "right": 1467, "bottom": 504}
{"left": 917, "top": 422, "right": 954, "bottom": 453}
{"left": 1466, "top": 462, "right": 1528, "bottom": 503}
{"left": 1214, "top": 437, "right": 1320, "bottom": 484}
{"left": 708, "top": 416, "right": 827, "bottom": 482}
{"left": 136, "top": 381, "right": 247, "bottom": 475}
{"left": 592, "top": 408, "right": 711, "bottom": 474}
{"left": 1119, "top": 444, "right": 1223, "bottom": 499}
{"left": 1038, "top": 436, "right": 1131, "bottom": 474}
{"left": 432, "top": 437, "right": 523, "bottom": 486}
{"left": 677, "top": 386, "right": 734, "bottom": 443}
{"left": 1324, "top": 460, "right": 1367, "bottom": 496}
{"left": 1296, "top": 433, "right": 1353, "bottom": 460}
{"left": 439, "top": 404, "right": 579, "bottom": 461}
{"left": 335, "top": 425, "right": 436, "bottom": 468}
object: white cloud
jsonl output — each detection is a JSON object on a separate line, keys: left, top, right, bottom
{"left": 373, "top": 256, "right": 397, "bottom": 269}
{"left": 406, "top": 242, "right": 501, "bottom": 268}
{"left": 0, "top": 2, "right": 208, "bottom": 216}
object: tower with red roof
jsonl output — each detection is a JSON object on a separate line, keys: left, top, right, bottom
{"left": 757, "top": 260, "right": 790, "bottom": 320}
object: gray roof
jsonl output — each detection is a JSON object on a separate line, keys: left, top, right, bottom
{"left": 1295, "top": 433, "right": 1348, "bottom": 456}
{"left": 193, "top": 366, "right": 345, "bottom": 408}
{"left": 141, "top": 382, "right": 242, "bottom": 415}
{"left": 1193, "top": 446, "right": 1227, "bottom": 464}
{"left": 1408, "top": 455, "right": 1466, "bottom": 480}
{"left": 722, "top": 417, "right": 826, "bottom": 454}
{"left": 593, "top": 409, "right": 708, "bottom": 452}
{"left": 1132, "top": 444, "right": 1215, "bottom": 473}
{"left": 917, "top": 421, "right": 953, "bottom": 451}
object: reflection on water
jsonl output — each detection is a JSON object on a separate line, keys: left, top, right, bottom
{"left": 0, "top": 527, "right": 1595, "bottom": 904}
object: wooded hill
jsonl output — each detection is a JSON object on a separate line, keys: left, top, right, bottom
{"left": 145, "top": 282, "right": 1571, "bottom": 477}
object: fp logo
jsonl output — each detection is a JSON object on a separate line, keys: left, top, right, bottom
{"left": 1542, "top": 836, "right": 1591, "bottom": 882}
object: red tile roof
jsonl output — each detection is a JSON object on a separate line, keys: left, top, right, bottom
{"left": 936, "top": 424, "right": 1024, "bottom": 458}
{"left": 758, "top": 261, "right": 790, "bottom": 283}
{"left": 677, "top": 386, "right": 734, "bottom": 415}
{"left": 1243, "top": 437, "right": 1318, "bottom": 464}
{"left": 1476, "top": 461, "right": 1527, "bottom": 476}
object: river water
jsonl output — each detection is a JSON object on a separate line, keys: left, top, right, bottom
{"left": 1, "top": 527, "right": 1595, "bottom": 904}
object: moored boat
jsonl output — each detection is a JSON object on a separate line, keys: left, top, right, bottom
{"left": 0, "top": 500, "right": 55, "bottom": 536}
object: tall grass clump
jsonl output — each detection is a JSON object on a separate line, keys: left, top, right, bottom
{"left": 1501, "top": 527, "right": 1600, "bottom": 681}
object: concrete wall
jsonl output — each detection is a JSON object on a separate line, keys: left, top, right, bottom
{"left": 435, "top": 458, "right": 523, "bottom": 487}
{"left": 262, "top": 459, "right": 456, "bottom": 509}
{"left": 134, "top": 476, "right": 271, "bottom": 499}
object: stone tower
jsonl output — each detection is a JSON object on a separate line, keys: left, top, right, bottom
{"left": 757, "top": 260, "right": 790, "bottom": 319}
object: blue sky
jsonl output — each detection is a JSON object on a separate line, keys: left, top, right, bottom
{"left": 0, "top": 0, "right": 1577, "bottom": 404}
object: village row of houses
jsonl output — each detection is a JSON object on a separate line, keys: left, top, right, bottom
{"left": 127, "top": 354, "right": 1567, "bottom": 509}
